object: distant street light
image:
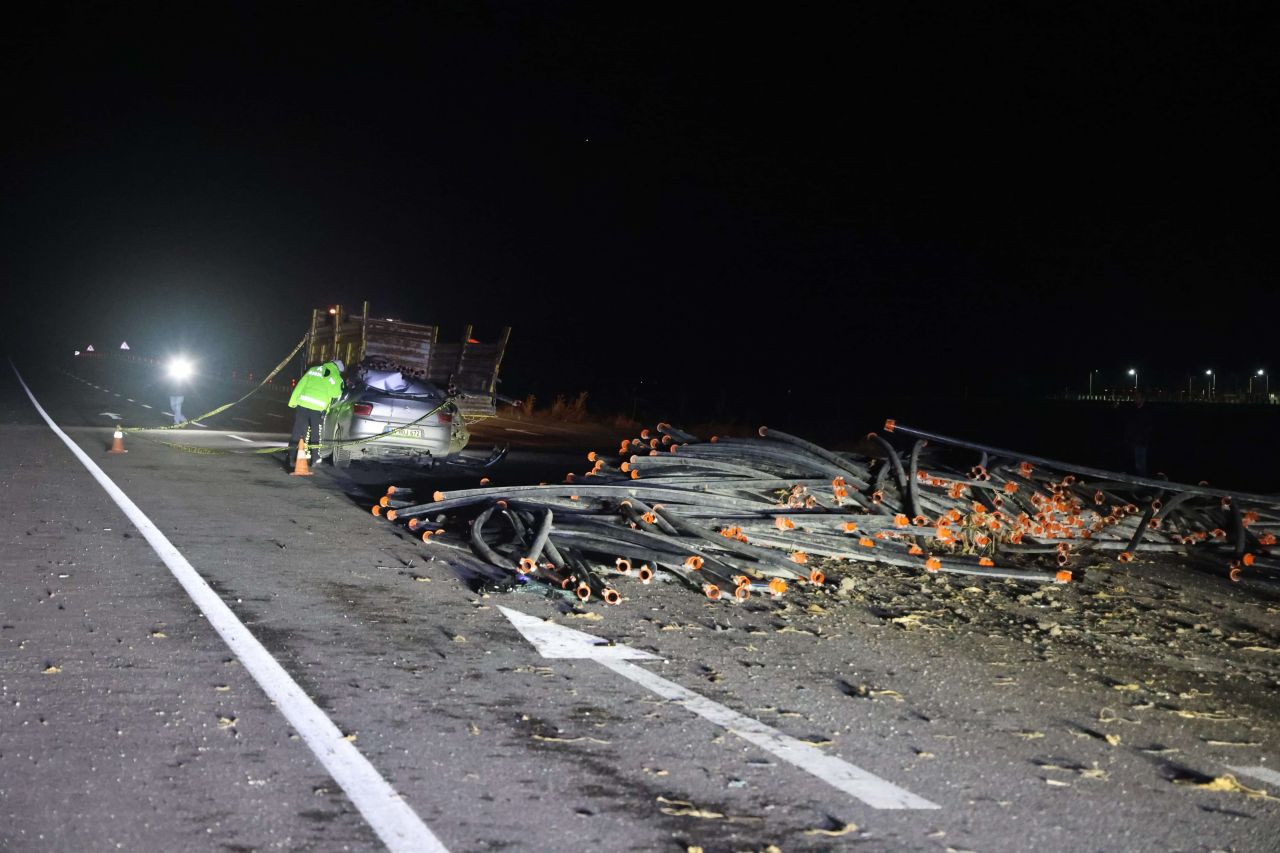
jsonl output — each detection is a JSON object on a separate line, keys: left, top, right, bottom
{"left": 1205, "top": 369, "right": 1215, "bottom": 398}
{"left": 1256, "top": 369, "right": 1269, "bottom": 398}
{"left": 1127, "top": 368, "right": 1138, "bottom": 390}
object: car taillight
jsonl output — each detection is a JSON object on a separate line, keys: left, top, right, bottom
{"left": 437, "top": 413, "right": 451, "bottom": 424}
{"left": 353, "top": 403, "right": 374, "bottom": 416}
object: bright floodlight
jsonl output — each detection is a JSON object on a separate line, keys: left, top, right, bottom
{"left": 1258, "top": 369, "right": 1265, "bottom": 376}
{"left": 1205, "top": 369, "right": 1213, "bottom": 375}
{"left": 1127, "top": 368, "right": 1135, "bottom": 375}
{"left": 168, "top": 357, "right": 194, "bottom": 380}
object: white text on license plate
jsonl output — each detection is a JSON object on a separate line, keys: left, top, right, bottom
{"left": 389, "top": 427, "right": 423, "bottom": 439}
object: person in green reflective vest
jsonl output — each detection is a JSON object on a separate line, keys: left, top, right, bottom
{"left": 287, "top": 359, "right": 344, "bottom": 469}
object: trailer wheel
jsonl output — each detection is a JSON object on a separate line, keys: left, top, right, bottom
{"left": 333, "top": 427, "right": 352, "bottom": 469}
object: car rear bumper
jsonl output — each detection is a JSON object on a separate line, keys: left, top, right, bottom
{"left": 344, "top": 418, "right": 467, "bottom": 461}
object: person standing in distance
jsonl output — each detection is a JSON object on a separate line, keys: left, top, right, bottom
{"left": 287, "top": 358, "right": 344, "bottom": 469}
{"left": 165, "top": 357, "right": 193, "bottom": 425}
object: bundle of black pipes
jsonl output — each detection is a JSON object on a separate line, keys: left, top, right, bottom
{"left": 372, "top": 421, "right": 1280, "bottom": 604}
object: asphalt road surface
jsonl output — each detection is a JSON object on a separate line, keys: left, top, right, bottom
{"left": 2, "top": 355, "right": 1278, "bottom": 852}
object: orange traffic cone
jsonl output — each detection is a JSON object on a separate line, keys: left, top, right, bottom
{"left": 108, "top": 429, "right": 127, "bottom": 454}
{"left": 290, "top": 438, "right": 313, "bottom": 476}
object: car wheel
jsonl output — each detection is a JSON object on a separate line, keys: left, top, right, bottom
{"left": 333, "top": 427, "right": 352, "bottom": 469}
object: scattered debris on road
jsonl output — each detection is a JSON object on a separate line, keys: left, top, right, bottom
{"left": 369, "top": 421, "right": 1280, "bottom": 603}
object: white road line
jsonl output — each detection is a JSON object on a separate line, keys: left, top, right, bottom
{"left": 609, "top": 659, "right": 938, "bottom": 809}
{"left": 189, "top": 421, "right": 208, "bottom": 428}
{"left": 11, "top": 362, "right": 449, "bottom": 853}
{"left": 163, "top": 411, "right": 174, "bottom": 417}
{"left": 126, "top": 398, "right": 135, "bottom": 402}
{"left": 140, "top": 404, "right": 152, "bottom": 409}
{"left": 1229, "top": 765, "right": 1280, "bottom": 787}
{"left": 503, "top": 428, "right": 538, "bottom": 435}
{"left": 501, "top": 607, "right": 938, "bottom": 810}
{"left": 228, "top": 434, "right": 253, "bottom": 443}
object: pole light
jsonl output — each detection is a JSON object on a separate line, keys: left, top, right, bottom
{"left": 1127, "top": 368, "right": 1137, "bottom": 389}
{"left": 1258, "top": 369, "right": 1268, "bottom": 398}
{"left": 1205, "top": 369, "right": 1215, "bottom": 398}
{"left": 1089, "top": 369, "right": 1096, "bottom": 396}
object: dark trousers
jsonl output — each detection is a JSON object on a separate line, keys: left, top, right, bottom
{"left": 288, "top": 407, "right": 324, "bottom": 465}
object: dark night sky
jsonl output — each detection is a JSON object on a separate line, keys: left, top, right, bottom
{"left": 3, "top": 1, "right": 1277, "bottom": 411}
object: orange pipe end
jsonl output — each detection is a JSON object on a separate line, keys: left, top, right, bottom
{"left": 602, "top": 588, "right": 621, "bottom": 605}
{"left": 1055, "top": 569, "right": 1073, "bottom": 583}
{"left": 979, "top": 557, "right": 994, "bottom": 567}
{"left": 371, "top": 505, "right": 382, "bottom": 516}
{"left": 433, "top": 490, "right": 446, "bottom": 502}
{"left": 616, "top": 557, "right": 632, "bottom": 574}
{"left": 790, "top": 551, "right": 808, "bottom": 564}
{"left": 637, "top": 565, "right": 653, "bottom": 584}
{"left": 386, "top": 509, "right": 398, "bottom": 521}
{"left": 883, "top": 418, "right": 896, "bottom": 433}
{"left": 575, "top": 583, "right": 591, "bottom": 601}
{"left": 733, "top": 585, "right": 750, "bottom": 602}
{"left": 703, "top": 583, "right": 721, "bottom": 600}
{"left": 768, "top": 578, "right": 787, "bottom": 596}
{"left": 684, "top": 555, "right": 703, "bottom": 570}
{"left": 924, "top": 557, "right": 942, "bottom": 572}
{"left": 808, "top": 569, "right": 825, "bottom": 585}
{"left": 379, "top": 495, "right": 391, "bottom": 507}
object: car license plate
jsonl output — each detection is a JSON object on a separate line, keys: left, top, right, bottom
{"left": 389, "top": 427, "right": 423, "bottom": 439}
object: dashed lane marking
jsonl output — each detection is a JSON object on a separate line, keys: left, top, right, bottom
{"left": 500, "top": 606, "right": 939, "bottom": 810}
{"left": 140, "top": 404, "right": 152, "bottom": 409}
{"left": 503, "top": 428, "right": 538, "bottom": 435}
{"left": 12, "top": 362, "right": 450, "bottom": 853}
{"left": 1229, "top": 766, "right": 1280, "bottom": 787}
{"left": 228, "top": 434, "right": 253, "bottom": 443}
